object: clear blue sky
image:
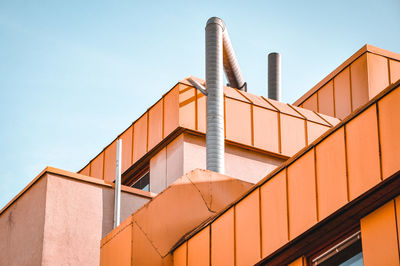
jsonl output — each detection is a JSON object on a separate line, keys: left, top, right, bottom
{"left": 1, "top": 0, "right": 399, "bottom": 209}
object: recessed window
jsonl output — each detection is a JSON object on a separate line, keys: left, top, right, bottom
{"left": 311, "top": 231, "right": 363, "bottom": 266}
{"left": 131, "top": 171, "right": 150, "bottom": 192}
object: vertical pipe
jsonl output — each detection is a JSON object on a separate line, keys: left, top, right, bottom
{"left": 268, "top": 52, "right": 281, "bottom": 101}
{"left": 113, "top": 139, "right": 122, "bottom": 229}
{"left": 205, "top": 17, "right": 225, "bottom": 174}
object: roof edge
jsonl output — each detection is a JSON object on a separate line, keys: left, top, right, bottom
{"left": 293, "top": 44, "right": 400, "bottom": 106}
{"left": 0, "top": 166, "right": 156, "bottom": 216}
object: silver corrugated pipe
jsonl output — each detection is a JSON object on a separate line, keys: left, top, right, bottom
{"left": 206, "top": 17, "right": 225, "bottom": 174}
{"left": 222, "top": 27, "right": 247, "bottom": 91}
{"left": 268, "top": 52, "right": 281, "bottom": 101}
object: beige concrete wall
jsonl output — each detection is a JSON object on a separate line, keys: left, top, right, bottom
{"left": 0, "top": 171, "right": 151, "bottom": 266}
{"left": 41, "top": 173, "right": 150, "bottom": 265}
{"left": 0, "top": 177, "right": 47, "bottom": 266}
{"left": 183, "top": 133, "right": 284, "bottom": 184}
{"left": 149, "top": 132, "right": 285, "bottom": 193}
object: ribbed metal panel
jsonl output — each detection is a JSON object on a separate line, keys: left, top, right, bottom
{"left": 206, "top": 17, "right": 225, "bottom": 173}
{"left": 268, "top": 52, "right": 281, "bottom": 101}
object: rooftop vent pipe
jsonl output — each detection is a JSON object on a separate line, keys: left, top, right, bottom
{"left": 268, "top": 52, "right": 281, "bottom": 101}
{"left": 205, "top": 17, "right": 246, "bottom": 174}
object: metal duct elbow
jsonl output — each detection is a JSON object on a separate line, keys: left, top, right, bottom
{"left": 222, "top": 27, "right": 247, "bottom": 91}
{"left": 205, "top": 17, "right": 225, "bottom": 174}
{"left": 268, "top": 52, "right": 281, "bottom": 101}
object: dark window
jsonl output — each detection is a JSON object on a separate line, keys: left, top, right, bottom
{"left": 130, "top": 171, "right": 150, "bottom": 192}
{"left": 311, "top": 231, "right": 363, "bottom": 266}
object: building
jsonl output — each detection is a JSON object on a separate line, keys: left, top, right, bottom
{"left": 1, "top": 38, "right": 400, "bottom": 266}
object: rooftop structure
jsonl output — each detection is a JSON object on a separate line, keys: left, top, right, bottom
{"left": 1, "top": 19, "right": 400, "bottom": 266}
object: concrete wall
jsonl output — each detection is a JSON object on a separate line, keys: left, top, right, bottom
{"left": 150, "top": 132, "right": 284, "bottom": 193}
{"left": 0, "top": 177, "right": 47, "bottom": 266}
{"left": 0, "top": 170, "right": 152, "bottom": 266}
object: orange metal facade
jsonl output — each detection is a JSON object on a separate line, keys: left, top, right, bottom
{"left": 171, "top": 78, "right": 400, "bottom": 265}
{"left": 295, "top": 45, "right": 400, "bottom": 119}
{"left": 79, "top": 77, "right": 338, "bottom": 182}
{"left": 2, "top": 43, "right": 400, "bottom": 266}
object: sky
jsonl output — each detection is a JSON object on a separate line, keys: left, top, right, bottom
{"left": 0, "top": 0, "right": 399, "bottom": 209}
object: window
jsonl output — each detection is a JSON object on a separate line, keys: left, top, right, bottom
{"left": 311, "top": 231, "right": 363, "bottom": 266}
{"left": 131, "top": 171, "right": 150, "bottom": 192}
{"left": 124, "top": 163, "right": 150, "bottom": 192}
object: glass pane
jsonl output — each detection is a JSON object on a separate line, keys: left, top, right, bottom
{"left": 340, "top": 252, "right": 363, "bottom": 266}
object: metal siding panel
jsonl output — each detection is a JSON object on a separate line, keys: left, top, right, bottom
{"left": 148, "top": 100, "right": 163, "bottom": 151}
{"left": 211, "top": 208, "right": 234, "bottom": 266}
{"left": 197, "top": 90, "right": 207, "bottom": 133}
{"left": 80, "top": 165, "right": 90, "bottom": 176}
{"left": 307, "top": 121, "right": 330, "bottom": 145}
{"left": 367, "top": 53, "right": 389, "bottom": 99}
{"left": 179, "top": 85, "right": 196, "bottom": 130}
{"left": 131, "top": 223, "right": 163, "bottom": 265}
{"left": 235, "top": 190, "right": 261, "bottom": 266}
{"left": 260, "top": 170, "right": 288, "bottom": 257}
{"left": 288, "top": 257, "right": 306, "bottom": 266}
{"left": 164, "top": 87, "right": 180, "bottom": 137}
{"left": 91, "top": 153, "right": 104, "bottom": 180}
{"left": 188, "top": 226, "right": 210, "bottom": 266}
{"left": 133, "top": 114, "right": 148, "bottom": 163}
{"left": 346, "top": 105, "right": 381, "bottom": 200}
{"left": 378, "top": 88, "right": 400, "bottom": 178}
{"left": 253, "top": 106, "right": 279, "bottom": 153}
{"left": 287, "top": 150, "right": 317, "bottom": 239}
{"left": 280, "top": 114, "right": 306, "bottom": 157}
{"left": 318, "top": 81, "right": 335, "bottom": 117}
{"left": 174, "top": 243, "right": 187, "bottom": 266}
{"left": 104, "top": 141, "right": 117, "bottom": 182}
{"left": 225, "top": 98, "right": 252, "bottom": 146}
{"left": 361, "top": 200, "right": 400, "bottom": 266}
{"left": 350, "top": 54, "right": 369, "bottom": 111}
{"left": 316, "top": 128, "right": 348, "bottom": 220}
{"left": 334, "top": 67, "right": 352, "bottom": 120}
{"left": 120, "top": 126, "right": 133, "bottom": 173}
{"left": 390, "top": 60, "right": 400, "bottom": 84}
{"left": 100, "top": 224, "right": 132, "bottom": 266}
{"left": 302, "top": 94, "right": 318, "bottom": 112}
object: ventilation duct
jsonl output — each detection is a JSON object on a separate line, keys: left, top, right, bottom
{"left": 205, "top": 17, "right": 246, "bottom": 174}
{"left": 268, "top": 52, "right": 281, "bottom": 101}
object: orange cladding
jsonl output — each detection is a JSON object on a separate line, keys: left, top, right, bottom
{"left": 103, "top": 141, "right": 117, "bottom": 182}
{"left": 133, "top": 113, "right": 148, "bottom": 163}
{"left": 378, "top": 88, "right": 400, "bottom": 178}
{"left": 390, "top": 60, "right": 400, "bottom": 84}
{"left": 334, "top": 67, "right": 352, "bottom": 119}
{"left": 119, "top": 126, "right": 133, "bottom": 173}
{"left": 345, "top": 105, "right": 381, "bottom": 200}
{"left": 302, "top": 94, "right": 318, "bottom": 112}
{"left": 367, "top": 53, "right": 389, "bottom": 99}
{"left": 260, "top": 170, "right": 288, "bottom": 257}
{"left": 148, "top": 100, "right": 163, "bottom": 150}
{"left": 287, "top": 150, "right": 317, "bottom": 239}
{"left": 361, "top": 200, "right": 400, "bottom": 266}
{"left": 173, "top": 242, "right": 187, "bottom": 266}
{"left": 318, "top": 81, "right": 335, "bottom": 117}
{"left": 235, "top": 190, "right": 261, "bottom": 266}
{"left": 350, "top": 53, "right": 369, "bottom": 111}
{"left": 225, "top": 98, "right": 252, "bottom": 146}
{"left": 90, "top": 153, "right": 104, "bottom": 180}
{"left": 187, "top": 227, "right": 210, "bottom": 266}
{"left": 211, "top": 209, "right": 235, "bottom": 266}
{"left": 253, "top": 106, "right": 279, "bottom": 154}
{"left": 315, "top": 128, "right": 348, "bottom": 220}
{"left": 164, "top": 86, "right": 179, "bottom": 137}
